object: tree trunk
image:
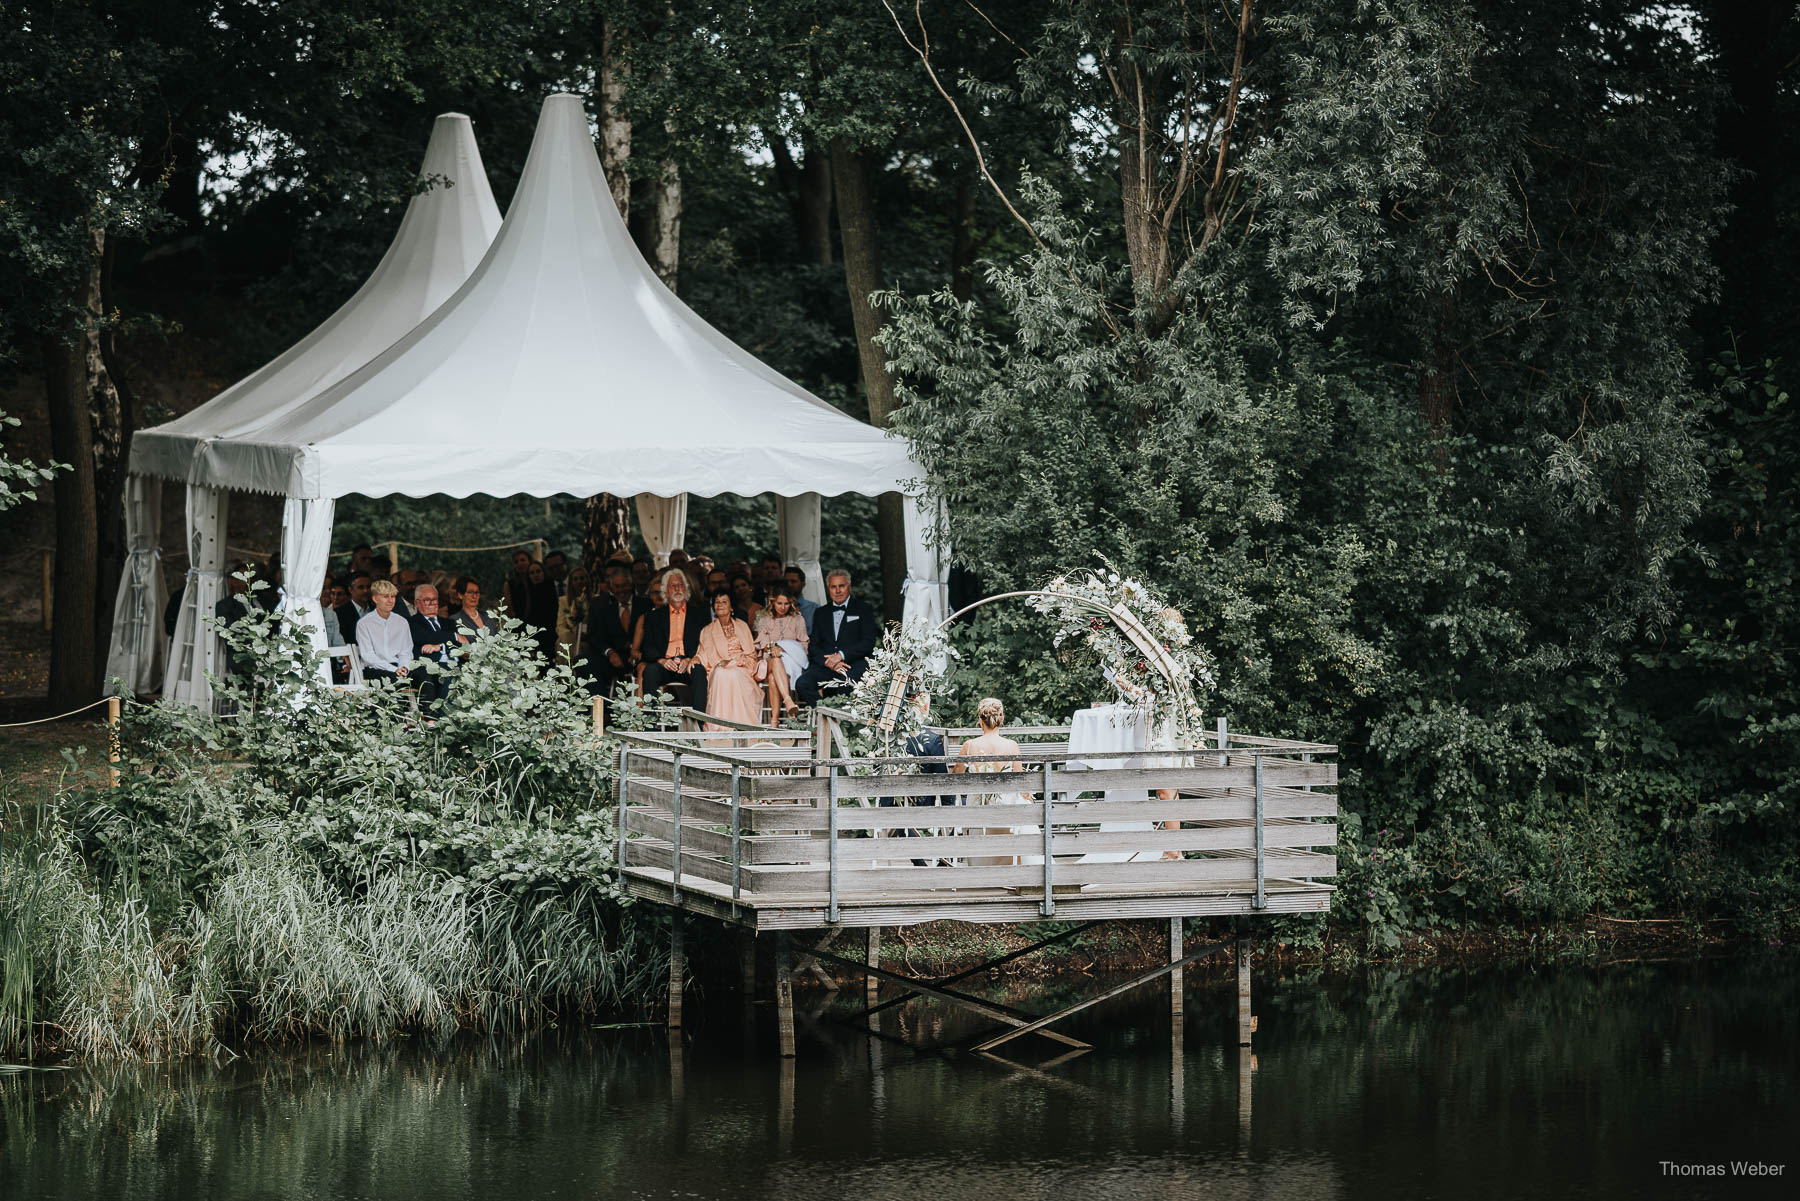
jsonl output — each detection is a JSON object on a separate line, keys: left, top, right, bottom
{"left": 831, "top": 137, "right": 905, "bottom": 620}
{"left": 649, "top": 156, "right": 681, "bottom": 288}
{"left": 1116, "top": 57, "right": 1171, "bottom": 308}
{"left": 93, "top": 229, "right": 133, "bottom": 692}
{"left": 583, "top": 18, "right": 636, "bottom": 583}
{"left": 44, "top": 265, "right": 102, "bottom": 708}
{"left": 1705, "top": 0, "right": 1792, "bottom": 353}
{"left": 950, "top": 173, "right": 978, "bottom": 303}
{"left": 583, "top": 494, "right": 632, "bottom": 586}
{"left": 598, "top": 19, "right": 632, "bottom": 221}
{"left": 1419, "top": 293, "right": 1459, "bottom": 448}
{"left": 771, "top": 134, "right": 833, "bottom": 266}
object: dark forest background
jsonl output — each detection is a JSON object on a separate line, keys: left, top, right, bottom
{"left": 2, "top": 1, "right": 1796, "bottom": 939}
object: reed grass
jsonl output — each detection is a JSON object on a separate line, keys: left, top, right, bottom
{"left": 1, "top": 811, "right": 657, "bottom": 1062}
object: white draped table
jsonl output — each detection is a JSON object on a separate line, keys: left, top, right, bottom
{"left": 1066, "top": 703, "right": 1156, "bottom": 864}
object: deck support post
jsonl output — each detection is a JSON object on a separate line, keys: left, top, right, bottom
{"left": 865, "top": 926, "right": 880, "bottom": 1007}
{"left": 1235, "top": 924, "right": 1253, "bottom": 1047}
{"left": 739, "top": 929, "right": 757, "bottom": 997}
{"left": 667, "top": 915, "right": 685, "bottom": 1029}
{"left": 1169, "top": 916, "right": 1184, "bottom": 1019}
{"left": 775, "top": 930, "right": 796, "bottom": 1058}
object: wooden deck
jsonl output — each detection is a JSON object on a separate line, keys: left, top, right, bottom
{"left": 614, "top": 721, "right": 1338, "bottom": 931}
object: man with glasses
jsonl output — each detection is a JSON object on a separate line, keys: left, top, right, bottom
{"left": 409, "top": 584, "right": 458, "bottom": 711}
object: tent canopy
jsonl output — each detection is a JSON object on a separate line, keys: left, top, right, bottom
{"left": 131, "top": 113, "right": 502, "bottom": 486}
{"left": 179, "top": 93, "right": 920, "bottom": 503}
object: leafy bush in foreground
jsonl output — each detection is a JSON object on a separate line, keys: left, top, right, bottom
{"left": 0, "top": 611, "right": 660, "bottom": 1061}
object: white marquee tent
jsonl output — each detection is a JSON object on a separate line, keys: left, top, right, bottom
{"left": 108, "top": 94, "right": 946, "bottom": 707}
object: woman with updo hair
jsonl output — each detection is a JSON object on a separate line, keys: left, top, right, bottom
{"left": 953, "top": 697, "right": 1026, "bottom": 866}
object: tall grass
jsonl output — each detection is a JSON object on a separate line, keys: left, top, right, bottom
{"left": 1, "top": 811, "right": 657, "bottom": 1062}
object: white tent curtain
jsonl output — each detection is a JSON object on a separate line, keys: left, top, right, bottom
{"left": 279, "top": 496, "right": 336, "bottom": 681}
{"left": 635, "top": 493, "right": 688, "bottom": 567}
{"left": 162, "top": 485, "right": 231, "bottom": 708}
{"left": 901, "top": 493, "right": 950, "bottom": 644}
{"left": 775, "top": 492, "right": 825, "bottom": 603}
{"left": 102, "top": 474, "right": 169, "bottom": 695}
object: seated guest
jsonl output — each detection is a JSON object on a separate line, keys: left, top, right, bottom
{"left": 754, "top": 587, "right": 808, "bottom": 722}
{"left": 630, "top": 573, "right": 666, "bottom": 661}
{"left": 757, "top": 555, "right": 784, "bottom": 591}
{"left": 523, "top": 560, "right": 559, "bottom": 661}
{"left": 452, "top": 577, "right": 496, "bottom": 640}
{"left": 371, "top": 552, "right": 393, "bottom": 582}
{"left": 335, "top": 572, "right": 373, "bottom": 638}
{"left": 355, "top": 579, "right": 414, "bottom": 683}
{"left": 548, "top": 550, "right": 573, "bottom": 597}
{"left": 556, "top": 565, "right": 591, "bottom": 666}
{"left": 795, "top": 568, "right": 877, "bottom": 704}
{"left": 696, "top": 590, "right": 762, "bottom": 729}
{"left": 730, "top": 574, "right": 763, "bottom": 627}
{"left": 349, "top": 544, "right": 374, "bottom": 576}
{"left": 667, "top": 547, "right": 690, "bottom": 570}
{"left": 409, "top": 584, "right": 458, "bottom": 710}
{"left": 319, "top": 577, "right": 344, "bottom": 645}
{"left": 783, "top": 566, "right": 819, "bottom": 625}
{"left": 396, "top": 569, "right": 425, "bottom": 617}
{"left": 631, "top": 556, "right": 653, "bottom": 597}
{"left": 595, "top": 566, "right": 649, "bottom": 697}
{"left": 636, "top": 569, "right": 708, "bottom": 710}
{"left": 503, "top": 549, "right": 535, "bottom": 620}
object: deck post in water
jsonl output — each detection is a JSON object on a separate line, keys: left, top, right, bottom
{"left": 739, "top": 929, "right": 758, "bottom": 997}
{"left": 1169, "top": 916, "right": 1185, "bottom": 1019}
{"left": 667, "top": 915, "right": 685, "bottom": 1029}
{"left": 775, "top": 931, "right": 797, "bottom": 1057}
{"left": 865, "top": 926, "right": 881, "bottom": 1008}
{"left": 1236, "top": 922, "right": 1253, "bottom": 1047}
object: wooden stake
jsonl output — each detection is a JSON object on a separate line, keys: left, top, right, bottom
{"left": 106, "top": 695, "right": 121, "bottom": 788}
{"left": 740, "top": 929, "right": 757, "bottom": 996}
{"left": 667, "top": 916, "right": 685, "bottom": 1029}
{"left": 775, "top": 931, "right": 796, "bottom": 1057}
{"left": 386, "top": 539, "right": 400, "bottom": 574}
{"left": 1236, "top": 928, "right": 1253, "bottom": 1047}
{"left": 1169, "top": 916, "right": 1185, "bottom": 1018}
{"left": 865, "top": 925, "right": 881, "bottom": 1008}
{"left": 591, "top": 696, "right": 605, "bottom": 737}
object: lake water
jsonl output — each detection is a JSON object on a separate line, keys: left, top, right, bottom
{"left": 3, "top": 955, "right": 1795, "bottom": 1199}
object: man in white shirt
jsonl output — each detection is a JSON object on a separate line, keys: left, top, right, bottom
{"left": 356, "top": 579, "right": 415, "bottom": 683}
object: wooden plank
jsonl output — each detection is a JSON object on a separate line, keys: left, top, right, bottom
{"left": 620, "top": 868, "right": 1333, "bottom": 929}
{"left": 740, "top": 760, "right": 1337, "bottom": 803}
{"left": 632, "top": 841, "right": 1335, "bottom": 895}
{"left": 735, "top": 822, "right": 1336, "bottom": 865}
{"left": 708, "top": 793, "right": 1337, "bottom": 833}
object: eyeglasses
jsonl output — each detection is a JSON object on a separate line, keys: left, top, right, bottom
{"left": 417, "top": 597, "right": 439, "bottom": 606}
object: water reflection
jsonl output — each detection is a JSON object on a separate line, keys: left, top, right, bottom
{"left": 2, "top": 957, "right": 1795, "bottom": 1199}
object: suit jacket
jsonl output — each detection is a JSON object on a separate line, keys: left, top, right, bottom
{"left": 335, "top": 601, "right": 372, "bottom": 640}
{"left": 638, "top": 603, "right": 708, "bottom": 662}
{"left": 595, "top": 594, "right": 651, "bottom": 660}
{"left": 409, "top": 612, "right": 459, "bottom": 668}
{"left": 809, "top": 596, "right": 878, "bottom": 668}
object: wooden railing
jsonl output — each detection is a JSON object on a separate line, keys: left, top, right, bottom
{"left": 613, "top": 725, "right": 1337, "bottom": 921}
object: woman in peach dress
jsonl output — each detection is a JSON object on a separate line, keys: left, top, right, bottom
{"left": 696, "top": 590, "right": 763, "bottom": 729}
{"left": 753, "top": 587, "right": 809, "bottom": 722}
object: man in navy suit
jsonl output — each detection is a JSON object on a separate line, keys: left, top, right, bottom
{"left": 590, "top": 565, "right": 650, "bottom": 696}
{"left": 409, "top": 583, "right": 459, "bottom": 712}
{"left": 795, "top": 568, "right": 878, "bottom": 704}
